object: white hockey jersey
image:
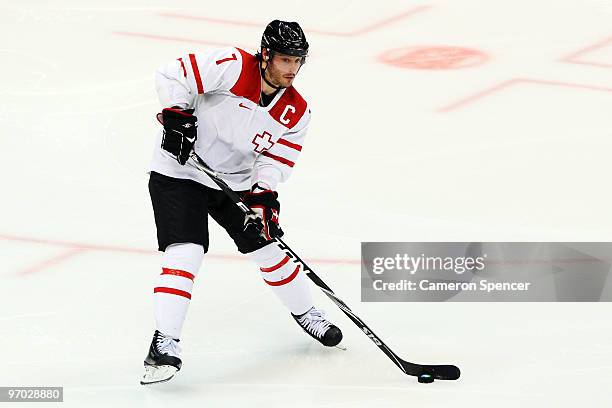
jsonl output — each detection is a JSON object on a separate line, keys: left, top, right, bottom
{"left": 150, "top": 47, "right": 311, "bottom": 191}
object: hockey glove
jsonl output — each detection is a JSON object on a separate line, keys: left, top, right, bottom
{"left": 243, "top": 188, "right": 284, "bottom": 241}
{"left": 157, "top": 107, "right": 197, "bottom": 165}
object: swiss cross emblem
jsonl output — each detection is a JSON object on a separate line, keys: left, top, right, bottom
{"left": 252, "top": 131, "right": 275, "bottom": 153}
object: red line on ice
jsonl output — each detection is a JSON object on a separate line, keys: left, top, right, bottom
{"left": 16, "top": 247, "right": 88, "bottom": 276}
{"left": 436, "top": 79, "right": 518, "bottom": 112}
{"left": 159, "top": 6, "right": 431, "bottom": 37}
{"left": 0, "top": 233, "right": 359, "bottom": 267}
{"left": 437, "top": 78, "right": 612, "bottom": 113}
{"left": 338, "top": 6, "right": 432, "bottom": 37}
{"left": 560, "top": 35, "right": 612, "bottom": 69}
{"left": 113, "top": 31, "right": 241, "bottom": 48}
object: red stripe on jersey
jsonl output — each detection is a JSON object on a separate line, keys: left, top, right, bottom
{"left": 161, "top": 268, "right": 195, "bottom": 281}
{"left": 177, "top": 58, "right": 187, "bottom": 77}
{"left": 263, "top": 265, "right": 300, "bottom": 287}
{"left": 268, "top": 87, "right": 307, "bottom": 129}
{"left": 260, "top": 255, "right": 290, "bottom": 272}
{"left": 154, "top": 287, "right": 192, "bottom": 299}
{"left": 188, "top": 53, "right": 204, "bottom": 94}
{"left": 262, "top": 151, "right": 295, "bottom": 168}
{"left": 229, "top": 48, "right": 260, "bottom": 104}
{"left": 277, "top": 138, "right": 302, "bottom": 151}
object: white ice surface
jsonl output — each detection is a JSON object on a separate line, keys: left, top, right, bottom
{"left": 1, "top": 0, "right": 611, "bottom": 406}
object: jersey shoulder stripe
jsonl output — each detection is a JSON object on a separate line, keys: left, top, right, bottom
{"left": 268, "top": 86, "right": 307, "bottom": 129}
{"left": 276, "top": 138, "right": 302, "bottom": 151}
{"left": 230, "top": 48, "right": 261, "bottom": 103}
{"left": 188, "top": 53, "right": 204, "bottom": 94}
{"left": 262, "top": 151, "right": 295, "bottom": 168}
{"left": 177, "top": 58, "right": 187, "bottom": 77}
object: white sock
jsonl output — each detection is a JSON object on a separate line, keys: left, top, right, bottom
{"left": 154, "top": 243, "right": 204, "bottom": 339}
{"left": 248, "top": 243, "right": 313, "bottom": 315}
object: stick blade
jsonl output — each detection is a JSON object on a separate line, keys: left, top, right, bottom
{"left": 400, "top": 359, "right": 461, "bottom": 381}
{"left": 426, "top": 364, "right": 461, "bottom": 381}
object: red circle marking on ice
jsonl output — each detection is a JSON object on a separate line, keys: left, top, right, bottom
{"left": 379, "top": 46, "right": 488, "bottom": 70}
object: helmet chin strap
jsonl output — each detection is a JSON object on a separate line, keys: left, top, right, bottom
{"left": 260, "top": 63, "right": 285, "bottom": 90}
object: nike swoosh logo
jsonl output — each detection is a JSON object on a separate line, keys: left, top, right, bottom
{"left": 239, "top": 102, "right": 252, "bottom": 110}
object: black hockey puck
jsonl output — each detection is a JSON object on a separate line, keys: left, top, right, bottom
{"left": 417, "top": 373, "right": 434, "bottom": 384}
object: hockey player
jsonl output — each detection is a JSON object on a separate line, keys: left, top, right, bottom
{"left": 141, "top": 20, "right": 343, "bottom": 385}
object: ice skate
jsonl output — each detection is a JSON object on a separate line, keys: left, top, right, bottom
{"left": 140, "top": 330, "right": 182, "bottom": 385}
{"left": 292, "top": 307, "right": 344, "bottom": 348}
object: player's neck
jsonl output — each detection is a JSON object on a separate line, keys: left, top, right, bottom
{"left": 260, "top": 77, "right": 278, "bottom": 95}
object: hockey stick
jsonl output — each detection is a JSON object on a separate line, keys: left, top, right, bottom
{"left": 189, "top": 152, "right": 460, "bottom": 382}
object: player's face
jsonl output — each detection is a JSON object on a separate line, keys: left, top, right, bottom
{"left": 265, "top": 53, "right": 304, "bottom": 88}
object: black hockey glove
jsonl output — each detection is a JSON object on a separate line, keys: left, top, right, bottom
{"left": 157, "top": 107, "right": 197, "bottom": 165}
{"left": 243, "top": 188, "right": 284, "bottom": 241}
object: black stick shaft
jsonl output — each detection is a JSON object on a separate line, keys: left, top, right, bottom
{"left": 188, "top": 153, "right": 460, "bottom": 381}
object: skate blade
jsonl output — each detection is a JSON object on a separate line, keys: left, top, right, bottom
{"left": 334, "top": 342, "right": 347, "bottom": 351}
{"left": 140, "top": 365, "right": 178, "bottom": 385}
